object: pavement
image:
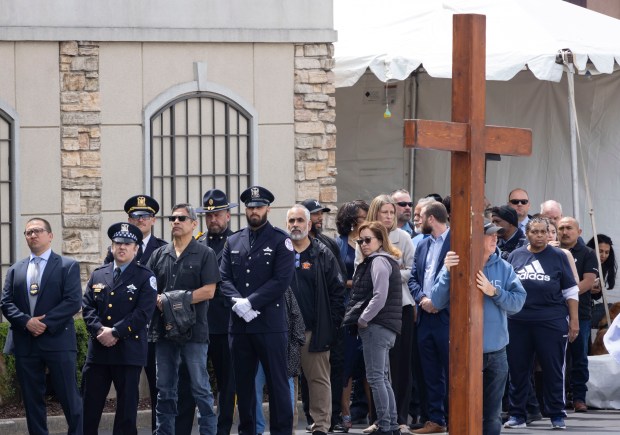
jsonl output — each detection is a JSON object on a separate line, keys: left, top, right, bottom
{"left": 1, "top": 405, "right": 619, "bottom": 434}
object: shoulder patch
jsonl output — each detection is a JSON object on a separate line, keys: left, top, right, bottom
{"left": 150, "top": 276, "right": 157, "bottom": 291}
{"left": 285, "top": 238, "right": 294, "bottom": 252}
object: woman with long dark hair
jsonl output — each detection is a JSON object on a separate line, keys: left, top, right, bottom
{"left": 587, "top": 234, "right": 618, "bottom": 328}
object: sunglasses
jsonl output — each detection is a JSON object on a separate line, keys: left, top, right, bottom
{"left": 356, "top": 236, "right": 378, "bottom": 246}
{"left": 509, "top": 199, "right": 529, "bottom": 205}
{"left": 396, "top": 201, "right": 413, "bottom": 207}
{"left": 168, "top": 215, "right": 191, "bottom": 222}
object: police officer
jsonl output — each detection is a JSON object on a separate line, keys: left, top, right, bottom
{"left": 82, "top": 223, "right": 158, "bottom": 435}
{"left": 104, "top": 194, "right": 167, "bottom": 265}
{"left": 104, "top": 194, "right": 167, "bottom": 433}
{"left": 175, "top": 189, "right": 238, "bottom": 435}
{"left": 220, "top": 186, "right": 295, "bottom": 435}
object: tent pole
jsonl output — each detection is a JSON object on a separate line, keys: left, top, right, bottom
{"left": 408, "top": 74, "right": 419, "bottom": 195}
{"left": 569, "top": 90, "right": 580, "bottom": 222}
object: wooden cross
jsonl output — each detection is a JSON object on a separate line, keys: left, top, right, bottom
{"left": 403, "top": 15, "right": 532, "bottom": 435}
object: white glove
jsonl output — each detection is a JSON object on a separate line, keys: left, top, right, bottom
{"left": 242, "top": 309, "right": 260, "bottom": 323}
{"left": 231, "top": 297, "right": 252, "bottom": 316}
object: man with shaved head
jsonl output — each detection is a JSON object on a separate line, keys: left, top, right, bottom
{"left": 540, "top": 200, "right": 563, "bottom": 227}
{"left": 558, "top": 217, "right": 598, "bottom": 412}
{"left": 507, "top": 188, "right": 531, "bottom": 234}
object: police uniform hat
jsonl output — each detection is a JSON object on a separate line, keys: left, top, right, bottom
{"left": 484, "top": 218, "right": 504, "bottom": 236}
{"left": 124, "top": 195, "right": 159, "bottom": 217}
{"left": 301, "top": 199, "right": 331, "bottom": 214}
{"left": 240, "top": 186, "right": 274, "bottom": 207}
{"left": 196, "top": 189, "right": 238, "bottom": 213}
{"left": 108, "top": 222, "right": 143, "bottom": 245}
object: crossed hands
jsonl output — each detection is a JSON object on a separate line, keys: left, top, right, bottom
{"left": 232, "top": 297, "right": 261, "bottom": 323}
{"left": 97, "top": 327, "right": 118, "bottom": 347}
{"left": 26, "top": 315, "right": 47, "bottom": 337}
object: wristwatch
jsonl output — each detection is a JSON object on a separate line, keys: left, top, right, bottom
{"left": 111, "top": 327, "right": 120, "bottom": 338}
{"left": 493, "top": 287, "right": 499, "bottom": 297}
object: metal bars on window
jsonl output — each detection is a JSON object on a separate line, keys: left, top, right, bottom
{"left": 0, "top": 110, "right": 14, "bottom": 283}
{"left": 150, "top": 92, "right": 251, "bottom": 237}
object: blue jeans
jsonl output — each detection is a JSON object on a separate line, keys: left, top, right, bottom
{"left": 483, "top": 348, "right": 509, "bottom": 435}
{"left": 359, "top": 323, "right": 398, "bottom": 432}
{"left": 568, "top": 319, "right": 591, "bottom": 403}
{"left": 255, "top": 362, "right": 295, "bottom": 433}
{"left": 155, "top": 340, "right": 216, "bottom": 435}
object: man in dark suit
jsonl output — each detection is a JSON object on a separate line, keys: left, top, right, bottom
{"left": 82, "top": 222, "right": 157, "bottom": 434}
{"left": 407, "top": 202, "right": 451, "bottom": 435}
{"left": 220, "top": 186, "right": 295, "bottom": 435}
{"left": 104, "top": 194, "right": 167, "bottom": 433}
{"left": 1, "top": 217, "right": 83, "bottom": 435}
{"left": 175, "top": 189, "right": 238, "bottom": 435}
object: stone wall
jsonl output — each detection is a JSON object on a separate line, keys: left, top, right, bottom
{"left": 293, "top": 43, "right": 338, "bottom": 231}
{"left": 59, "top": 41, "right": 102, "bottom": 282}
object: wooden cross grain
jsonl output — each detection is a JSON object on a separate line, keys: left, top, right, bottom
{"left": 403, "top": 15, "right": 532, "bottom": 435}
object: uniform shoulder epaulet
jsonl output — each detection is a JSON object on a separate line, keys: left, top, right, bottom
{"left": 93, "top": 263, "right": 108, "bottom": 271}
{"left": 273, "top": 226, "right": 290, "bottom": 238}
{"left": 230, "top": 228, "right": 244, "bottom": 236}
{"left": 155, "top": 236, "right": 168, "bottom": 245}
{"left": 135, "top": 262, "right": 153, "bottom": 272}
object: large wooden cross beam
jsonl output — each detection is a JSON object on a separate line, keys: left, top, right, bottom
{"left": 404, "top": 14, "right": 532, "bottom": 435}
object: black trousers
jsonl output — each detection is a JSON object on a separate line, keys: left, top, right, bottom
{"left": 144, "top": 342, "right": 158, "bottom": 432}
{"left": 231, "top": 332, "right": 292, "bottom": 435}
{"left": 82, "top": 363, "right": 142, "bottom": 435}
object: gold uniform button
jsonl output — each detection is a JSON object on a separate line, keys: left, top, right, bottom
{"left": 129, "top": 297, "right": 133, "bottom": 301}
{"left": 135, "top": 335, "right": 139, "bottom": 339}
{"left": 111, "top": 292, "right": 115, "bottom": 296}
{"left": 108, "top": 304, "right": 112, "bottom": 308}
{"left": 107, "top": 316, "right": 112, "bottom": 320}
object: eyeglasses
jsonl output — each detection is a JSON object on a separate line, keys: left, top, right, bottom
{"left": 356, "top": 236, "right": 378, "bottom": 246}
{"left": 295, "top": 252, "right": 300, "bottom": 269}
{"left": 396, "top": 201, "right": 413, "bottom": 207}
{"left": 24, "top": 228, "right": 49, "bottom": 237}
{"left": 168, "top": 215, "right": 191, "bottom": 222}
{"left": 509, "top": 199, "right": 529, "bottom": 205}
{"left": 129, "top": 213, "right": 154, "bottom": 220}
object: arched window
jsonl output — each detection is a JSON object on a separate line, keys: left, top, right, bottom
{"left": 0, "top": 109, "right": 15, "bottom": 281}
{"left": 150, "top": 92, "right": 252, "bottom": 235}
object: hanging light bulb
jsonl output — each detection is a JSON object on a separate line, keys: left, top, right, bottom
{"left": 383, "top": 80, "right": 392, "bottom": 118}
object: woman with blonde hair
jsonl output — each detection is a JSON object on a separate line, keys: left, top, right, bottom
{"left": 355, "top": 195, "right": 415, "bottom": 434}
{"left": 343, "top": 221, "right": 403, "bottom": 435}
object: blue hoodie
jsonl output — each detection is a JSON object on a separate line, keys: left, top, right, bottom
{"left": 429, "top": 248, "right": 526, "bottom": 353}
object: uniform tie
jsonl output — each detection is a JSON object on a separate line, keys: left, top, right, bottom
{"left": 136, "top": 243, "right": 144, "bottom": 262}
{"left": 113, "top": 267, "right": 121, "bottom": 283}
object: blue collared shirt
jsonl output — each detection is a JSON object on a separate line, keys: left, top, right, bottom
{"left": 422, "top": 228, "right": 450, "bottom": 295}
{"left": 113, "top": 261, "right": 130, "bottom": 274}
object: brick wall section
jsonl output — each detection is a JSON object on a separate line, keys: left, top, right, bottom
{"left": 59, "top": 41, "right": 102, "bottom": 283}
{"left": 294, "top": 43, "right": 338, "bottom": 231}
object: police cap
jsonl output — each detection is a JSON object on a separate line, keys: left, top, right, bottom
{"left": 124, "top": 195, "right": 159, "bottom": 217}
{"left": 196, "top": 189, "right": 238, "bottom": 213}
{"left": 240, "top": 186, "right": 274, "bottom": 207}
{"left": 108, "top": 222, "right": 143, "bottom": 245}
{"left": 301, "top": 198, "right": 331, "bottom": 214}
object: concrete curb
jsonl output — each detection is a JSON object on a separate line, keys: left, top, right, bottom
{"left": 0, "top": 402, "right": 302, "bottom": 435}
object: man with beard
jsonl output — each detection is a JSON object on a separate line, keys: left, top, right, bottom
{"left": 219, "top": 186, "right": 296, "bottom": 435}
{"left": 408, "top": 202, "right": 451, "bottom": 434}
{"left": 175, "top": 189, "right": 238, "bottom": 435}
{"left": 391, "top": 189, "right": 415, "bottom": 237}
{"left": 412, "top": 198, "right": 435, "bottom": 250}
{"left": 287, "top": 204, "right": 345, "bottom": 435}
{"left": 301, "top": 199, "right": 347, "bottom": 432}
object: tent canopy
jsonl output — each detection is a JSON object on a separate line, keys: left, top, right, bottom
{"left": 334, "top": 0, "right": 620, "bottom": 87}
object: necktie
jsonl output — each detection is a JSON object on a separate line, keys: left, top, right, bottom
{"left": 114, "top": 267, "right": 121, "bottom": 283}
{"left": 28, "top": 257, "right": 42, "bottom": 314}
{"left": 136, "top": 243, "right": 144, "bottom": 262}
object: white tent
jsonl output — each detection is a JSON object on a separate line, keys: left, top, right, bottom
{"left": 333, "top": 0, "right": 620, "bottom": 242}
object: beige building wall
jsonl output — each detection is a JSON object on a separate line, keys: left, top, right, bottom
{"left": 588, "top": 0, "right": 620, "bottom": 19}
